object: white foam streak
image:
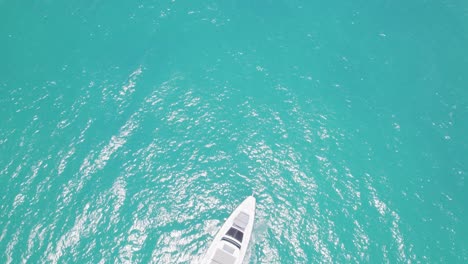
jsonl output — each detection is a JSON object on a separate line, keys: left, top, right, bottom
{"left": 57, "top": 147, "right": 75, "bottom": 176}
{"left": 118, "top": 67, "right": 142, "bottom": 99}
{"left": 5, "top": 229, "right": 20, "bottom": 264}
{"left": 47, "top": 204, "right": 89, "bottom": 263}
{"left": 353, "top": 220, "right": 370, "bottom": 260}
{"left": 77, "top": 113, "right": 138, "bottom": 192}
{"left": 366, "top": 175, "right": 409, "bottom": 262}
{"left": 110, "top": 177, "right": 127, "bottom": 224}
{"left": 119, "top": 218, "right": 150, "bottom": 263}
{"left": 22, "top": 224, "right": 45, "bottom": 263}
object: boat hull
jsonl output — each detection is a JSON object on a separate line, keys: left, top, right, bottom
{"left": 202, "top": 196, "right": 256, "bottom": 264}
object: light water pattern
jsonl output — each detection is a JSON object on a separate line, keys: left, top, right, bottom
{"left": 1, "top": 0, "right": 467, "bottom": 263}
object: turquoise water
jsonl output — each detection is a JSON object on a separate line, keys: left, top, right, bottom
{"left": 1, "top": 0, "right": 467, "bottom": 263}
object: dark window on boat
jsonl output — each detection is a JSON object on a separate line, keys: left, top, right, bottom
{"left": 226, "top": 227, "right": 243, "bottom": 243}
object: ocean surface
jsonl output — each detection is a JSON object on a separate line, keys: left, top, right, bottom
{"left": 1, "top": 0, "right": 467, "bottom": 263}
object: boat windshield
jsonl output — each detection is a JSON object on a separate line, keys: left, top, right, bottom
{"left": 226, "top": 227, "right": 243, "bottom": 243}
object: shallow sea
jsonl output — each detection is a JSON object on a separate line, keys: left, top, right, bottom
{"left": 1, "top": 0, "right": 467, "bottom": 263}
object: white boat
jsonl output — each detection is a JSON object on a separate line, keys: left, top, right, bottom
{"left": 202, "top": 196, "right": 256, "bottom": 264}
